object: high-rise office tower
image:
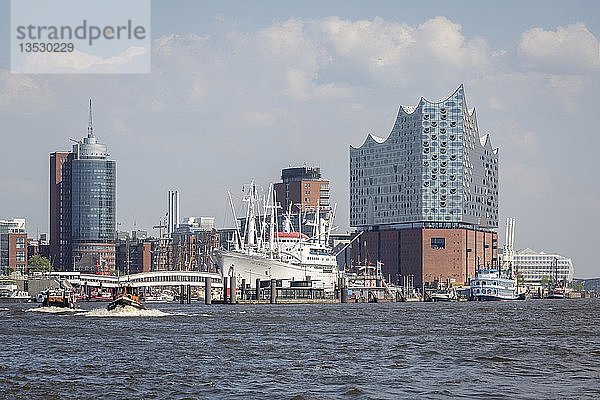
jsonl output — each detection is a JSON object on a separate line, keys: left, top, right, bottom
{"left": 49, "top": 100, "right": 116, "bottom": 272}
{"left": 349, "top": 85, "right": 499, "bottom": 287}
{"left": 167, "top": 190, "right": 180, "bottom": 235}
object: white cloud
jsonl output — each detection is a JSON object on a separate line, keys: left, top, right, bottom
{"left": 414, "top": 17, "right": 489, "bottom": 70}
{"left": 189, "top": 74, "right": 207, "bottom": 100}
{"left": 487, "top": 96, "right": 505, "bottom": 110}
{"left": 0, "top": 71, "right": 39, "bottom": 106}
{"left": 504, "top": 124, "right": 538, "bottom": 157}
{"left": 255, "top": 18, "right": 319, "bottom": 74}
{"left": 15, "top": 46, "right": 150, "bottom": 74}
{"left": 318, "top": 16, "right": 490, "bottom": 85}
{"left": 241, "top": 110, "right": 275, "bottom": 127}
{"left": 110, "top": 117, "right": 130, "bottom": 136}
{"left": 518, "top": 23, "right": 600, "bottom": 72}
{"left": 501, "top": 160, "right": 552, "bottom": 196}
{"left": 319, "top": 16, "right": 414, "bottom": 65}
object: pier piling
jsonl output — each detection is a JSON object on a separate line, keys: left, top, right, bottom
{"left": 187, "top": 284, "right": 191, "bottom": 304}
{"left": 341, "top": 278, "right": 348, "bottom": 303}
{"left": 230, "top": 276, "right": 236, "bottom": 304}
{"left": 241, "top": 278, "right": 246, "bottom": 300}
{"left": 205, "top": 277, "right": 212, "bottom": 305}
{"left": 180, "top": 285, "right": 185, "bottom": 304}
{"left": 256, "top": 278, "right": 260, "bottom": 301}
{"left": 223, "top": 277, "right": 228, "bottom": 303}
{"left": 270, "top": 279, "right": 276, "bottom": 304}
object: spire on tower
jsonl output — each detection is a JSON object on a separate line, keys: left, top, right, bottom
{"left": 87, "top": 99, "right": 94, "bottom": 138}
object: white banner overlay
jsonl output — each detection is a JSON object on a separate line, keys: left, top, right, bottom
{"left": 11, "top": 0, "right": 151, "bottom": 74}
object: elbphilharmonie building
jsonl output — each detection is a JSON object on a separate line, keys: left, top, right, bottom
{"left": 349, "top": 86, "right": 499, "bottom": 288}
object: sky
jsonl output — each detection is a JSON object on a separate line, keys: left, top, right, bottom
{"left": 0, "top": 0, "right": 599, "bottom": 278}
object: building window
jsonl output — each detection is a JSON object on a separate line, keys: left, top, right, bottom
{"left": 431, "top": 238, "right": 445, "bottom": 249}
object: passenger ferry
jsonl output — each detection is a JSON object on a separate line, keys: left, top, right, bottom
{"left": 470, "top": 269, "right": 524, "bottom": 301}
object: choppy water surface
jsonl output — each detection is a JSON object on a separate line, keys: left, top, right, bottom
{"left": 1, "top": 299, "right": 598, "bottom": 399}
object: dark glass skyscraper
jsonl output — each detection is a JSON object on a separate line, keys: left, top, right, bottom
{"left": 49, "top": 101, "right": 116, "bottom": 272}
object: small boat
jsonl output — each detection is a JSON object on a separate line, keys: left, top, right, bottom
{"left": 144, "top": 290, "right": 175, "bottom": 303}
{"left": 430, "top": 287, "right": 458, "bottom": 302}
{"left": 545, "top": 286, "right": 565, "bottom": 299}
{"left": 0, "top": 280, "right": 31, "bottom": 303}
{"left": 107, "top": 287, "right": 145, "bottom": 311}
{"left": 89, "top": 291, "right": 114, "bottom": 302}
{"left": 39, "top": 288, "right": 76, "bottom": 308}
{"left": 545, "top": 258, "right": 566, "bottom": 299}
{"left": 107, "top": 294, "right": 146, "bottom": 311}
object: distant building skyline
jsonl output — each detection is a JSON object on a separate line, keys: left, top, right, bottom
{"left": 1, "top": 5, "right": 598, "bottom": 277}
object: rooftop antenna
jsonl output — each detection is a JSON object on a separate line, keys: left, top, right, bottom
{"left": 87, "top": 98, "right": 94, "bottom": 138}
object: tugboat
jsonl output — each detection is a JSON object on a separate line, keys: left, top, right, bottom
{"left": 39, "top": 288, "right": 76, "bottom": 308}
{"left": 107, "top": 286, "right": 146, "bottom": 311}
{"left": 545, "top": 257, "right": 566, "bottom": 299}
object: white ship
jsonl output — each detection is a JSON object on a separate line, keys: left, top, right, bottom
{"left": 214, "top": 181, "right": 340, "bottom": 296}
{"left": 0, "top": 279, "right": 31, "bottom": 303}
{"left": 470, "top": 269, "right": 523, "bottom": 301}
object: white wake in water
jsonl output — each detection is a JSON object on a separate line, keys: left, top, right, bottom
{"left": 84, "top": 306, "right": 171, "bottom": 317}
{"left": 25, "top": 306, "right": 84, "bottom": 314}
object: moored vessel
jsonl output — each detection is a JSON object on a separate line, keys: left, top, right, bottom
{"left": 0, "top": 279, "right": 31, "bottom": 303}
{"left": 430, "top": 287, "right": 458, "bottom": 302}
{"left": 144, "top": 289, "right": 175, "bottom": 303}
{"left": 545, "top": 285, "right": 566, "bottom": 299}
{"left": 39, "top": 288, "right": 76, "bottom": 308}
{"left": 545, "top": 257, "right": 567, "bottom": 299}
{"left": 345, "top": 261, "right": 398, "bottom": 302}
{"left": 214, "top": 180, "right": 340, "bottom": 296}
{"left": 470, "top": 269, "right": 524, "bottom": 301}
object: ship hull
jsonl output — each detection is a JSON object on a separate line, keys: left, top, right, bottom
{"left": 471, "top": 294, "right": 521, "bottom": 301}
{"left": 214, "top": 250, "right": 339, "bottom": 294}
{"left": 107, "top": 295, "right": 146, "bottom": 311}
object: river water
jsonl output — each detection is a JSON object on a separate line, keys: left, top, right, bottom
{"left": 1, "top": 299, "right": 598, "bottom": 399}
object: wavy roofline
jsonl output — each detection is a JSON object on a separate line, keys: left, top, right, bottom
{"left": 351, "top": 85, "right": 498, "bottom": 153}
{"left": 350, "top": 132, "right": 386, "bottom": 150}
{"left": 398, "top": 84, "right": 465, "bottom": 115}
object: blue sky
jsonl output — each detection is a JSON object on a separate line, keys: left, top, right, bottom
{"left": 1, "top": 0, "right": 599, "bottom": 277}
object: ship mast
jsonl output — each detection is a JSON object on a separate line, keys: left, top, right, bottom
{"left": 227, "top": 191, "right": 242, "bottom": 251}
{"left": 245, "top": 181, "right": 256, "bottom": 249}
